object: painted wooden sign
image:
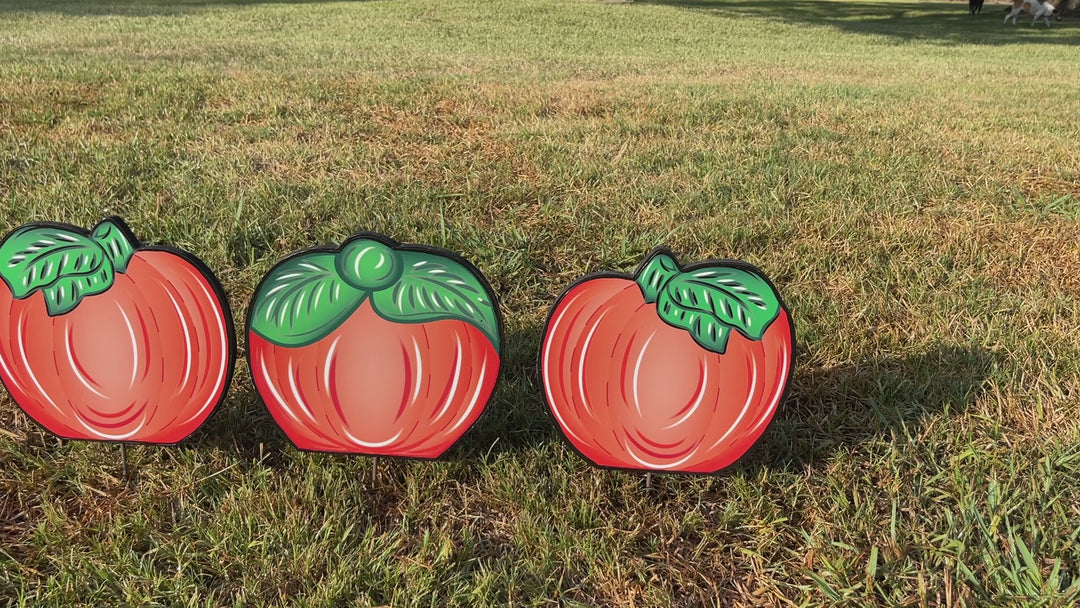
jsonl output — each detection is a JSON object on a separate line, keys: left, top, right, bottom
{"left": 0, "top": 218, "right": 235, "bottom": 444}
{"left": 1, "top": 219, "right": 793, "bottom": 475}
{"left": 246, "top": 233, "right": 502, "bottom": 459}
{"left": 540, "top": 248, "right": 795, "bottom": 474}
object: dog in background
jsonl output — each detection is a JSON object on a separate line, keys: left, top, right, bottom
{"left": 1004, "top": 0, "right": 1057, "bottom": 25}
{"left": 970, "top": 0, "right": 984, "bottom": 15}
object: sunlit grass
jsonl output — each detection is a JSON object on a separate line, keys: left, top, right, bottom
{"left": 1, "top": 0, "right": 1079, "bottom": 605}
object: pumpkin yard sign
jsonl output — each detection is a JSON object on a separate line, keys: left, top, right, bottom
{"left": 0, "top": 218, "right": 793, "bottom": 474}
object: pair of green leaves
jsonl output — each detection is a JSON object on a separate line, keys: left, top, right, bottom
{"left": 249, "top": 238, "right": 501, "bottom": 352}
{"left": 0, "top": 219, "right": 136, "bottom": 316}
{"left": 635, "top": 252, "right": 783, "bottom": 355}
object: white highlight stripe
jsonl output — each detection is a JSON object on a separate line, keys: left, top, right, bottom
{"left": 577, "top": 309, "right": 609, "bottom": 420}
{"left": 65, "top": 324, "right": 108, "bottom": 399}
{"left": 323, "top": 336, "right": 341, "bottom": 401}
{"left": 709, "top": 352, "right": 759, "bottom": 450}
{"left": 287, "top": 355, "right": 319, "bottom": 424}
{"left": 631, "top": 331, "right": 657, "bottom": 419}
{"left": 409, "top": 337, "right": 423, "bottom": 408}
{"left": 625, "top": 440, "right": 697, "bottom": 470}
{"left": 11, "top": 314, "right": 63, "bottom": 417}
{"left": 542, "top": 294, "right": 588, "bottom": 446}
{"left": 662, "top": 360, "right": 707, "bottom": 430}
{"left": 178, "top": 272, "right": 231, "bottom": 425}
{"left": 430, "top": 339, "right": 463, "bottom": 426}
{"left": 259, "top": 353, "right": 307, "bottom": 428}
{"left": 445, "top": 354, "right": 491, "bottom": 437}
{"left": 745, "top": 350, "right": 791, "bottom": 436}
{"left": 344, "top": 426, "right": 404, "bottom": 449}
{"left": 116, "top": 301, "right": 142, "bottom": 389}
{"left": 74, "top": 412, "right": 145, "bottom": 441}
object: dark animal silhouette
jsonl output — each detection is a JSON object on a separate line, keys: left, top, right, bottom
{"left": 970, "top": 0, "right": 984, "bottom": 14}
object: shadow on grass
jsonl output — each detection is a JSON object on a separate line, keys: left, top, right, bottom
{"left": 460, "top": 325, "right": 1001, "bottom": 478}
{"left": 183, "top": 326, "right": 998, "bottom": 477}
{"left": 452, "top": 323, "right": 559, "bottom": 462}
{"left": 187, "top": 378, "right": 296, "bottom": 466}
{"left": 746, "top": 344, "right": 1000, "bottom": 472}
{"left": 636, "top": 0, "right": 1076, "bottom": 46}
{"left": 0, "top": 0, "right": 374, "bottom": 17}
{"left": 188, "top": 324, "right": 559, "bottom": 468}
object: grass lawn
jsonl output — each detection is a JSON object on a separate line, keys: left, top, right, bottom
{"left": 1, "top": 0, "right": 1079, "bottom": 605}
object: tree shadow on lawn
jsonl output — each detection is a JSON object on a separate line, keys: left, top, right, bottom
{"left": 745, "top": 343, "right": 1001, "bottom": 473}
{"left": 637, "top": 0, "right": 1077, "bottom": 46}
{"left": 0, "top": 0, "right": 376, "bottom": 18}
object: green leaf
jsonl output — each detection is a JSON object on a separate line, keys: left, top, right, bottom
{"left": 249, "top": 252, "right": 366, "bottom": 347}
{"left": 636, "top": 252, "right": 679, "bottom": 303}
{"left": 655, "top": 293, "right": 733, "bottom": 354}
{"left": 636, "top": 254, "right": 783, "bottom": 355}
{"left": 665, "top": 266, "right": 780, "bottom": 340}
{"left": 0, "top": 224, "right": 118, "bottom": 316}
{"left": 806, "top": 571, "right": 842, "bottom": 601}
{"left": 249, "top": 241, "right": 501, "bottom": 350}
{"left": 370, "top": 250, "right": 500, "bottom": 352}
{"left": 91, "top": 219, "right": 137, "bottom": 272}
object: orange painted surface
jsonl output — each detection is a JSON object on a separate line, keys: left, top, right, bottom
{"left": 542, "top": 278, "right": 792, "bottom": 474}
{"left": 249, "top": 302, "right": 499, "bottom": 458}
{"left": 0, "top": 252, "right": 232, "bottom": 443}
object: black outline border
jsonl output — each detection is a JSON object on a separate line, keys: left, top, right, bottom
{"left": 0, "top": 216, "right": 238, "bottom": 447}
{"left": 243, "top": 231, "right": 506, "bottom": 462}
{"left": 536, "top": 246, "right": 797, "bottom": 477}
